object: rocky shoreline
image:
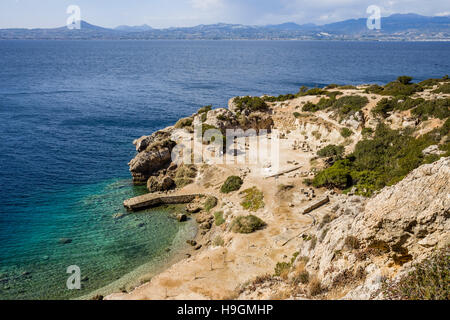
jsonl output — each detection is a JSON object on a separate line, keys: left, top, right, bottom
{"left": 107, "top": 77, "right": 449, "bottom": 300}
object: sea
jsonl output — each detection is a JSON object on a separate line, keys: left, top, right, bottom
{"left": 0, "top": 40, "right": 449, "bottom": 299}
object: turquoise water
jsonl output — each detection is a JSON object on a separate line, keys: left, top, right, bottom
{"left": 0, "top": 40, "right": 449, "bottom": 299}
{"left": 0, "top": 178, "right": 195, "bottom": 300}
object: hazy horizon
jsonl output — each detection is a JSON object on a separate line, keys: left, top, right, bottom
{"left": 0, "top": 0, "right": 449, "bottom": 29}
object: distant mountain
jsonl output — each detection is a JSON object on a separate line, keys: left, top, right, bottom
{"left": 115, "top": 24, "right": 153, "bottom": 32}
{"left": 0, "top": 14, "right": 448, "bottom": 40}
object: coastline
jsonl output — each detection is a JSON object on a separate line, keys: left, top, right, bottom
{"left": 105, "top": 77, "right": 449, "bottom": 300}
{"left": 80, "top": 206, "right": 199, "bottom": 300}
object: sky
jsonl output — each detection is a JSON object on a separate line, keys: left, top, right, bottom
{"left": 0, "top": 0, "right": 449, "bottom": 29}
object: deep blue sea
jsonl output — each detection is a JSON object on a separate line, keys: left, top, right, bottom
{"left": 0, "top": 40, "right": 449, "bottom": 299}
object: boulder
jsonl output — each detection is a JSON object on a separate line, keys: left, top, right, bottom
{"left": 146, "top": 175, "right": 176, "bottom": 193}
{"left": 129, "top": 130, "right": 176, "bottom": 184}
{"left": 177, "top": 214, "right": 187, "bottom": 222}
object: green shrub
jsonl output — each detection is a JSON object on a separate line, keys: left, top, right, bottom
{"left": 340, "top": 127, "right": 353, "bottom": 138}
{"left": 397, "top": 76, "right": 413, "bottom": 85}
{"left": 411, "top": 98, "right": 450, "bottom": 120}
{"left": 372, "top": 98, "right": 397, "bottom": 117}
{"left": 240, "top": 187, "right": 265, "bottom": 211}
{"left": 174, "top": 117, "right": 193, "bottom": 129}
{"left": 334, "top": 95, "right": 369, "bottom": 115}
{"left": 274, "top": 262, "right": 291, "bottom": 277}
{"left": 313, "top": 159, "right": 352, "bottom": 189}
{"left": 197, "top": 105, "right": 212, "bottom": 114}
{"left": 231, "top": 215, "right": 266, "bottom": 233}
{"left": 204, "top": 196, "right": 218, "bottom": 212}
{"left": 317, "top": 144, "right": 344, "bottom": 159}
{"left": 361, "top": 127, "right": 374, "bottom": 137}
{"left": 302, "top": 101, "right": 319, "bottom": 112}
{"left": 432, "top": 82, "right": 450, "bottom": 94}
{"left": 214, "top": 211, "right": 225, "bottom": 226}
{"left": 220, "top": 176, "right": 243, "bottom": 193}
{"left": 263, "top": 93, "right": 296, "bottom": 102}
{"left": 233, "top": 96, "right": 269, "bottom": 113}
{"left": 382, "top": 247, "right": 449, "bottom": 300}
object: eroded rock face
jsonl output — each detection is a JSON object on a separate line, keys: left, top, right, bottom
{"left": 204, "top": 108, "right": 238, "bottom": 132}
{"left": 129, "top": 130, "right": 176, "bottom": 184}
{"left": 294, "top": 157, "right": 449, "bottom": 299}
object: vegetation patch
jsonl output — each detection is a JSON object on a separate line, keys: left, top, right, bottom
{"left": 230, "top": 215, "right": 266, "bottom": 234}
{"left": 372, "top": 97, "right": 450, "bottom": 120}
{"left": 382, "top": 247, "right": 449, "bottom": 300}
{"left": 433, "top": 82, "right": 450, "bottom": 94}
{"left": 204, "top": 196, "right": 218, "bottom": 212}
{"left": 214, "top": 211, "right": 225, "bottom": 226}
{"left": 197, "top": 105, "right": 212, "bottom": 114}
{"left": 174, "top": 117, "right": 193, "bottom": 129}
{"left": 220, "top": 175, "right": 243, "bottom": 193}
{"left": 301, "top": 95, "right": 368, "bottom": 119}
{"left": 340, "top": 127, "right": 353, "bottom": 138}
{"left": 174, "top": 164, "right": 197, "bottom": 188}
{"left": 212, "top": 235, "right": 224, "bottom": 247}
{"left": 233, "top": 96, "right": 269, "bottom": 113}
{"left": 365, "top": 76, "right": 423, "bottom": 96}
{"left": 312, "top": 122, "right": 449, "bottom": 196}
{"left": 317, "top": 144, "right": 344, "bottom": 159}
{"left": 240, "top": 187, "right": 265, "bottom": 211}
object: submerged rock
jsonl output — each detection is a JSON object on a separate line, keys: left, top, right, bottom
{"left": 58, "top": 238, "right": 72, "bottom": 244}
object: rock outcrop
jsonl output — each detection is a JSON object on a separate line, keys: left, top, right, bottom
{"left": 292, "top": 157, "right": 449, "bottom": 299}
{"left": 128, "top": 130, "right": 176, "bottom": 184}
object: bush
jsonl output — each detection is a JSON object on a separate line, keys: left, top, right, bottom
{"left": 231, "top": 215, "right": 266, "bottom": 233}
{"left": 220, "top": 176, "right": 243, "bottom": 193}
{"left": 174, "top": 164, "right": 197, "bottom": 188}
{"left": 372, "top": 98, "right": 396, "bottom": 117}
{"left": 212, "top": 235, "right": 224, "bottom": 247}
{"left": 433, "top": 82, "right": 450, "bottom": 94}
{"left": 214, "top": 211, "right": 225, "bottom": 226}
{"left": 382, "top": 247, "right": 449, "bottom": 300}
{"left": 240, "top": 187, "right": 265, "bottom": 211}
{"left": 313, "top": 159, "right": 352, "bottom": 189}
{"left": 313, "top": 122, "right": 449, "bottom": 196}
{"left": 397, "top": 76, "right": 413, "bottom": 85}
{"left": 317, "top": 144, "right": 344, "bottom": 159}
{"left": 233, "top": 96, "right": 269, "bottom": 113}
{"left": 197, "top": 105, "right": 212, "bottom": 114}
{"left": 308, "top": 277, "right": 323, "bottom": 297}
{"left": 274, "top": 262, "right": 291, "bottom": 277}
{"left": 174, "top": 117, "right": 193, "bottom": 129}
{"left": 334, "top": 95, "right": 369, "bottom": 115}
{"left": 293, "top": 270, "right": 310, "bottom": 285}
{"left": 411, "top": 98, "right": 450, "bottom": 120}
{"left": 204, "top": 196, "right": 218, "bottom": 212}
{"left": 263, "top": 93, "right": 296, "bottom": 102}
